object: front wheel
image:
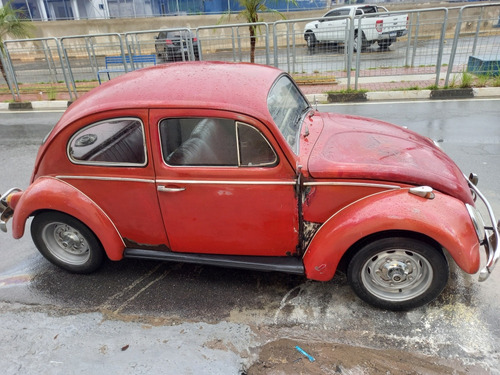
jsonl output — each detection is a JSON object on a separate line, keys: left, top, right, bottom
{"left": 305, "top": 32, "right": 316, "bottom": 49}
{"left": 347, "top": 237, "right": 448, "bottom": 310}
{"left": 31, "top": 212, "right": 105, "bottom": 274}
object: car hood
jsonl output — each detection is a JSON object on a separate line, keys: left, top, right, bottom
{"left": 307, "top": 113, "right": 473, "bottom": 204}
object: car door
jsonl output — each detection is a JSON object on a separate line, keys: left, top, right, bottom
{"left": 150, "top": 109, "right": 299, "bottom": 256}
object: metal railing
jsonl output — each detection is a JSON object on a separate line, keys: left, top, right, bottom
{"left": 1, "top": 3, "right": 499, "bottom": 101}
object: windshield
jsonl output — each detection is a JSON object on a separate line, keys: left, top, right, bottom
{"left": 267, "top": 75, "right": 310, "bottom": 153}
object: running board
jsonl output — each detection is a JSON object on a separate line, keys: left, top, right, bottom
{"left": 124, "top": 249, "right": 305, "bottom": 275}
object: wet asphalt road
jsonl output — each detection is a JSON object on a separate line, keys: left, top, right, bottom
{"left": 0, "top": 99, "right": 499, "bottom": 373}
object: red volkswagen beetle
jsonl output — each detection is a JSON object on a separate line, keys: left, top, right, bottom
{"left": 1, "top": 62, "right": 498, "bottom": 310}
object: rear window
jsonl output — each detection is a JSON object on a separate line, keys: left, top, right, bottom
{"left": 67, "top": 118, "right": 146, "bottom": 167}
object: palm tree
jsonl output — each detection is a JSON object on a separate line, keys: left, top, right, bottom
{"left": 233, "top": 0, "right": 296, "bottom": 63}
{"left": 0, "top": 1, "right": 35, "bottom": 87}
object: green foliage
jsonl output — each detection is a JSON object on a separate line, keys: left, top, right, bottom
{"left": 474, "top": 73, "right": 490, "bottom": 87}
{"left": 327, "top": 88, "right": 368, "bottom": 94}
{"left": 0, "top": 1, "right": 35, "bottom": 89}
{"left": 492, "top": 75, "right": 500, "bottom": 87}
{"left": 219, "top": 0, "right": 296, "bottom": 63}
{"left": 47, "top": 85, "right": 57, "bottom": 100}
{"left": 459, "top": 71, "right": 473, "bottom": 88}
{"left": 0, "top": 1, "right": 35, "bottom": 54}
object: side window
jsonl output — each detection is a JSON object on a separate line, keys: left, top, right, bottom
{"left": 68, "top": 118, "right": 146, "bottom": 166}
{"left": 159, "top": 118, "right": 277, "bottom": 167}
{"left": 237, "top": 123, "right": 277, "bottom": 167}
{"left": 161, "top": 118, "right": 238, "bottom": 166}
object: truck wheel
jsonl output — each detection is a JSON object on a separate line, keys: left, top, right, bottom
{"left": 378, "top": 40, "right": 392, "bottom": 49}
{"left": 305, "top": 32, "right": 316, "bottom": 49}
{"left": 347, "top": 237, "right": 448, "bottom": 310}
{"left": 31, "top": 212, "right": 105, "bottom": 274}
{"left": 353, "top": 31, "right": 370, "bottom": 52}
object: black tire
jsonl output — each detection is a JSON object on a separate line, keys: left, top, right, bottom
{"left": 31, "top": 212, "right": 105, "bottom": 274}
{"left": 378, "top": 40, "right": 392, "bottom": 49}
{"left": 305, "top": 31, "right": 316, "bottom": 49}
{"left": 347, "top": 237, "right": 449, "bottom": 311}
{"left": 353, "top": 31, "right": 370, "bottom": 52}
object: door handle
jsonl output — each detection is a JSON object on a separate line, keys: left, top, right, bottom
{"left": 157, "top": 185, "right": 186, "bottom": 193}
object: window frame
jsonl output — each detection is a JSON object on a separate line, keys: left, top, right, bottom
{"left": 158, "top": 117, "right": 278, "bottom": 168}
{"left": 67, "top": 117, "right": 148, "bottom": 167}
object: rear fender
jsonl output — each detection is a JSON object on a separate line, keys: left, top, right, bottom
{"left": 303, "top": 188, "right": 480, "bottom": 281}
{"left": 12, "top": 177, "right": 125, "bottom": 260}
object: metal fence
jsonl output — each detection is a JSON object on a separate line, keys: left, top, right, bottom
{"left": 1, "top": 2, "right": 499, "bottom": 101}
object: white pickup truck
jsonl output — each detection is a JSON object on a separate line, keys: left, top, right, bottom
{"left": 304, "top": 5, "right": 408, "bottom": 51}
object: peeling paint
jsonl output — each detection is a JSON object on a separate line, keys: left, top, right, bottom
{"left": 302, "top": 221, "right": 321, "bottom": 249}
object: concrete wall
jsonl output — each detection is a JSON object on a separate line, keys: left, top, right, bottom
{"left": 22, "top": 2, "right": 496, "bottom": 40}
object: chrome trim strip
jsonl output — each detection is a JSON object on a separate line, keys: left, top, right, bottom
{"left": 156, "top": 179, "right": 296, "bottom": 186}
{"left": 57, "top": 176, "right": 155, "bottom": 183}
{"left": 304, "top": 181, "right": 401, "bottom": 190}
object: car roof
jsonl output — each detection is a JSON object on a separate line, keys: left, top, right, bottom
{"left": 57, "top": 61, "right": 284, "bottom": 130}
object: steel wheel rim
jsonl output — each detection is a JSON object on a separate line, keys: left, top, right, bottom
{"left": 306, "top": 34, "right": 313, "bottom": 47}
{"left": 361, "top": 249, "right": 433, "bottom": 302}
{"left": 41, "top": 222, "right": 90, "bottom": 265}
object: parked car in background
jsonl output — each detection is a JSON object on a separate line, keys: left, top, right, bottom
{"left": 155, "top": 30, "right": 200, "bottom": 62}
{"left": 0, "top": 62, "right": 498, "bottom": 311}
{"left": 304, "top": 5, "right": 408, "bottom": 51}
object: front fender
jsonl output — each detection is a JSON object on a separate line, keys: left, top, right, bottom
{"left": 303, "top": 188, "right": 480, "bottom": 281}
{"left": 12, "top": 177, "right": 125, "bottom": 261}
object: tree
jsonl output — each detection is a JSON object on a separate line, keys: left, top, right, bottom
{"left": 227, "top": 0, "right": 296, "bottom": 63}
{"left": 0, "top": 1, "right": 35, "bottom": 87}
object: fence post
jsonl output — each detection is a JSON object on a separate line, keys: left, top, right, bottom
{"left": 0, "top": 45, "right": 18, "bottom": 101}
{"left": 445, "top": 6, "right": 465, "bottom": 87}
{"left": 346, "top": 16, "right": 355, "bottom": 90}
{"left": 434, "top": 9, "right": 449, "bottom": 87}
{"left": 472, "top": 6, "right": 485, "bottom": 56}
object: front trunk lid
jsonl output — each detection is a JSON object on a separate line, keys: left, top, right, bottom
{"left": 308, "top": 113, "right": 472, "bottom": 204}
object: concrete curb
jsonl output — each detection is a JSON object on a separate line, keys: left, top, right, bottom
{"left": 305, "top": 87, "right": 500, "bottom": 104}
{"left": 2, "top": 88, "right": 500, "bottom": 111}
{"left": 1, "top": 101, "right": 71, "bottom": 111}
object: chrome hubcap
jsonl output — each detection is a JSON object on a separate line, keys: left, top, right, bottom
{"left": 362, "top": 250, "right": 432, "bottom": 302}
{"left": 42, "top": 222, "right": 90, "bottom": 265}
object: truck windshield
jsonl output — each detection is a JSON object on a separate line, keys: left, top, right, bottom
{"left": 267, "top": 75, "right": 310, "bottom": 153}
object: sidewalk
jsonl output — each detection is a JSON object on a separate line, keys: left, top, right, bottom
{"left": 1, "top": 76, "right": 500, "bottom": 111}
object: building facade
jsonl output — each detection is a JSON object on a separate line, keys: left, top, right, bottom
{"left": 4, "top": 0, "right": 329, "bottom": 21}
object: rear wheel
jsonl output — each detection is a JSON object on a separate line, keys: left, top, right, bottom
{"left": 31, "top": 212, "right": 105, "bottom": 274}
{"left": 378, "top": 40, "right": 393, "bottom": 49}
{"left": 347, "top": 237, "right": 448, "bottom": 310}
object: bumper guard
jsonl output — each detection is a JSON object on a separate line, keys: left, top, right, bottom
{"left": 0, "top": 188, "right": 21, "bottom": 233}
{"left": 468, "top": 181, "right": 500, "bottom": 281}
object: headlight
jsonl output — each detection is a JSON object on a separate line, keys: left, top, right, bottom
{"left": 466, "top": 204, "right": 486, "bottom": 243}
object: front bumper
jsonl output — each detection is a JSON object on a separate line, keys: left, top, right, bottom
{"left": 468, "top": 180, "right": 500, "bottom": 281}
{"left": 0, "top": 188, "right": 21, "bottom": 232}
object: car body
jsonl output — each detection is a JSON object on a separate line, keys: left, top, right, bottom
{"left": 1, "top": 62, "right": 498, "bottom": 310}
{"left": 304, "top": 5, "right": 408, "bottom": 51}
{"left": 154, "top": 30, "right": 199, "bottom": 62}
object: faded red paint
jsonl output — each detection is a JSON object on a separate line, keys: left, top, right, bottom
{"left": 3, "top": 62, "right": 482, "bottom": 281}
